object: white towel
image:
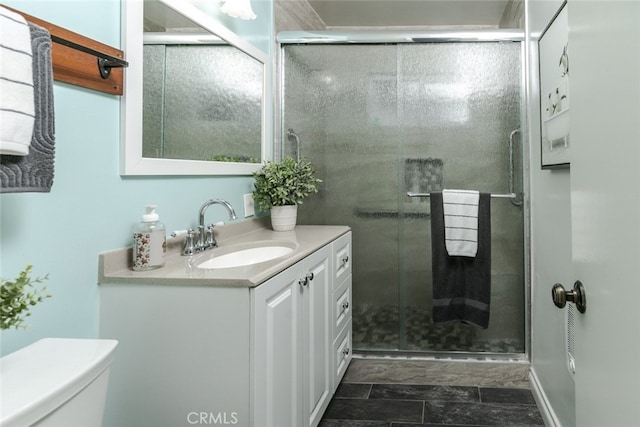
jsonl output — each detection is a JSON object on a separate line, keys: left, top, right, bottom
{"left": 0, "top": 6, "right": 34, "bottom": 156}
{"left": 443, "top": 189, "right": 480, "bottom": 257}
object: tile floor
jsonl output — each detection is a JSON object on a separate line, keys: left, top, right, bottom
{"left": 319, "top": 358, "right": 544, "bottom": 427}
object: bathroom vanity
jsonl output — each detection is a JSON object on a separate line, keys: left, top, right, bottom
{"left": 98, "top": 219, "right": 352, "bottom": 427}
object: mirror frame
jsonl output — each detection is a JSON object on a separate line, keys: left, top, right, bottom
{"left": 120, "top": 0, "right": 270, "bottom": 175}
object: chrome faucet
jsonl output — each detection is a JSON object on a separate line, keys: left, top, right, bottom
{"left": 196, "top": 199, "right": 237, "bottom": 252}
{"left": 175, "top": 199, "right": 238, "bottom": 255}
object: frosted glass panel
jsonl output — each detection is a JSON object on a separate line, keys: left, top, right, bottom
{"left": 142, "top": 45, "right": 165, "bottom": 159}
{"left": 283, "top": 42, "right": 524, "bottom": 353}
{"left": 143, "top": 45, "right": 262, "bottom": 162}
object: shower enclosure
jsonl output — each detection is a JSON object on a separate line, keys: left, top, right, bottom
{"left": 279, "top": 33, "right": 526, "bottom": 356}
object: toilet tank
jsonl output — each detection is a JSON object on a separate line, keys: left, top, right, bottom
{"left": 0, "top": 338, "right": 118, "bottom": 427}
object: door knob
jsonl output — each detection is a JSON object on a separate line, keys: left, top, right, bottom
{"left": 552, "top": 280, "right": 587, "bottom": 313}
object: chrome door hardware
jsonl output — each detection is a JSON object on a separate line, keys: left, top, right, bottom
{"left": 298, "top": 276, "right": 308, "bottom": 287}
{"left": 298, "top": 272, "right": 314, "bottom": 288}
{"left": 552, "top": 280, "right": 587, "bottom": 313}
{"left": 508, "top": 128, "right": 523, "bottom": 206}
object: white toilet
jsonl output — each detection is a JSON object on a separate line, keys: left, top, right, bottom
{"left": 0, "top": 338, "right": 118, "bottom": 427}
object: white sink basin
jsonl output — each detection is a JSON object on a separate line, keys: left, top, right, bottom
{"left": 196, "top": 245, "right": 295, "bottom": 269}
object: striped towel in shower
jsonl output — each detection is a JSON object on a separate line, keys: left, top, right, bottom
{"left": 430, "top": 191, "right": 492, "bottom": 329}
{"left": 443, "top": 189, "right": 479, "bottom": 257}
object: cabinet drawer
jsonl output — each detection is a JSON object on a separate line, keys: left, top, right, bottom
{"left": 333, "top": 232, "right": 352, "bottom": 291}
{"left": 333, "top": 276, "right": 352, "bottom": 338}
{"left": 333, "top": 320, "right": 352, "bottom": 388}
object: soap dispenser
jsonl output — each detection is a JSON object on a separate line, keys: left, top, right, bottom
{"left": 133, "top": 205, "right": 166, "bottom": 271}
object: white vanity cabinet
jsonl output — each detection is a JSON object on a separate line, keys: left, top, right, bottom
{"left": 252, "top": 244, "right": 332, "bottom": 427}
{"left": 99, "top": 230, "right": 352, "bottom": 427}
{"left": 252, "top": 231, "right": 352, "bottom": 427}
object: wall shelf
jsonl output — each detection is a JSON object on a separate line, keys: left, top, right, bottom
{"left": 2, "top": 4, "right": 127, "bottom": 95}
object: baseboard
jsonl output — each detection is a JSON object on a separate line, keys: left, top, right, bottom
{"left": 529, "top": 367, "right": 562, "bottom": 427}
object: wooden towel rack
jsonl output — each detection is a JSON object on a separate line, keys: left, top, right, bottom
{"left": 2, "top": 4, "right": 128, "bottom": 95}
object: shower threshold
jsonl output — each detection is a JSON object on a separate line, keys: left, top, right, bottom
{"left": 353, "top": 350, "right": 529, "bottom": 364}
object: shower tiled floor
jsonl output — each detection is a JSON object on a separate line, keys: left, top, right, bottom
{"left": 353, "top": 305, "right": 524, "bottom": 353}
{"left": 319, "top": 358, "right": 544, "bottom": 426}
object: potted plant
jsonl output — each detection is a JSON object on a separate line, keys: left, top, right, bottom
{"left": 1, "top": 265, "right": 50, "bottom": 330}
{"left": 253, "top": 157, "right": 322, "bottom": 231}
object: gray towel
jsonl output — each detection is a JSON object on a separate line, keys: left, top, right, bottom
{"left": 1, "top": 22, "right": 55, "bottom": 193}
{"left": 430, "top": 192, "right": 491, "bottom": 328}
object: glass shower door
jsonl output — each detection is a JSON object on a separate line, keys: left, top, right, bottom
{"left": 283, "top": 44, "right": 403, "bottom": 349}
{"left": 395, "top": 43, "right": 524, "bottom": 352}
{"left": 281, "top": 41, "right": 525, "bottom": 354}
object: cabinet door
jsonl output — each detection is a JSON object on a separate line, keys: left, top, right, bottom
{"left": 332, "top": 232, "right": 352, "bottom": 292}
{"left": 300, "top": 246, "right": 332, "bottom": 427}
{"left": 333, "top": 319, "right": 353, "bottom": 387}
{"left": 332, "top": 275, "right": 352, "bottom": 349}
{"left": 252, "top": 266, "right": 301, "bottom": 427}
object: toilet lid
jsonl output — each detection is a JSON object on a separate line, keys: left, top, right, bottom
{"left": 0, "top": 338, "right": 118, "bottom": 427}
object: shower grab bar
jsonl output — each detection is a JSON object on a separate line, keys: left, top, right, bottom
{"left": 287, "top": 128, "right": 301, "bottom": 162}
{"left": 407, "top": 192, "right": 517, "bottom": 199}
{"left": 509, "top": 128, "right": 523, "bottom": 207}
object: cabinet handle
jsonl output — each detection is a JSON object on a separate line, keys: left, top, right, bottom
{"left": 341, "top": 301, "right": 350, "bottom": 311}
{"left": 342, "top": 347, "right": 350, "bottom": 356}
{"left": 341, "top": 255, "right": 349, "bottom": 266}
{"left": 299, "top": 272, "right": 314, "bottom": 287}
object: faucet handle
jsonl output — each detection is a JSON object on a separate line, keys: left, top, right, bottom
{"left": 205, "top": 224, "right": 217, "bottom": 249}
{"left": 171, "top": 230, "right": 188, "bottom": 238}
{"left": 182, "top": 229, "right": 197, "bottom": 256}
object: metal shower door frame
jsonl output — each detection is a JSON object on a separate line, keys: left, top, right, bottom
{"left": 277, "top": 31, "right": 531, "bottom": 362}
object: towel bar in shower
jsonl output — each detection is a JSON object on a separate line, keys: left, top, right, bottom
{"left": 406, "top": 192, "right": 517, "bottom": 199}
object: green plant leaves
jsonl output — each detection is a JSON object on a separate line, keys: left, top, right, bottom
{"left": 252, "top": 157, "right": 322, "bottom": 212}
{"left": 0, "top": 265, "right": 51, "bottom": 331}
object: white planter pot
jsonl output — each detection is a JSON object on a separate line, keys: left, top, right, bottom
{"left": 270, "top": 205, "right": 298, "bottom": 231}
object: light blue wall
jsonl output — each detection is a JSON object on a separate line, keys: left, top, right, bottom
{"left": 0, "top": 0, "right": 272, "bottom": 356}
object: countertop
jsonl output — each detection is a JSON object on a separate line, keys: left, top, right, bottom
{"left": 99, "top": 218, "right": 350, "bottom": 288}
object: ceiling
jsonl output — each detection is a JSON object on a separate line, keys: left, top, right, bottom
{"left": 306, "top": 0, "right": 511, "bottom": 28}
{"left": 145, "top": 0, "right": 513, "bottom": 31}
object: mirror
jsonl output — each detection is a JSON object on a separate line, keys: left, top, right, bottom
{"left": 121, "top": 0, "right": 269, "bottom": 175}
